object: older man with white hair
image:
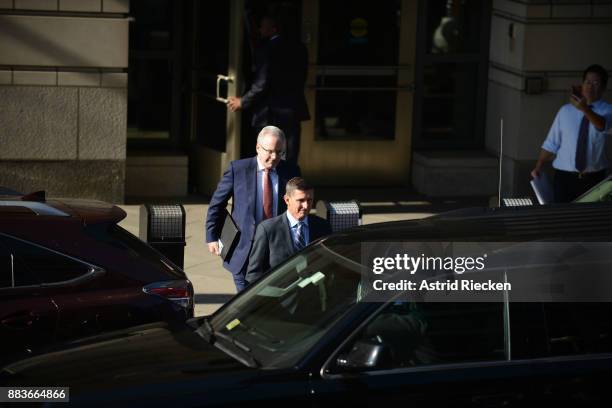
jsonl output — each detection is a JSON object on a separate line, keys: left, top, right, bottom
{"left": 205, "top": 126, "right": 301, "bottom": 291}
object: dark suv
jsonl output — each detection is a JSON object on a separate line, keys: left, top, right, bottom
{"left": 0, "top": 192, "right": 194, "bottom": 364}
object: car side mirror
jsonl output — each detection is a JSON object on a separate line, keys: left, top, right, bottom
{"left": 335, "top": 339, "right": 392, "bottom": 371}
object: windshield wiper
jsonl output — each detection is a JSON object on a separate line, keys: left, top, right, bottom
{"left": 193, "top": 317, "right": 215, "bottom": 344}
{"left": 215, "top": 332, "right": 261, "bottom": 368}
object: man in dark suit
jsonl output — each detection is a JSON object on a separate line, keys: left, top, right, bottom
{"left": 205, "top": 126, "right": 301, "bottom": 291}
{"left": 245, "top": 177, "right": 332, "bottom": 284}
{"left": 227, "top": 14, "right": 309, "bottom": 166}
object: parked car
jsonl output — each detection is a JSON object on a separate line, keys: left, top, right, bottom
{"left": 0, "top": 191, "right": 194, "bottom": 365}
{"left": 2, "top": 202, "right": 612, "bottom": 407}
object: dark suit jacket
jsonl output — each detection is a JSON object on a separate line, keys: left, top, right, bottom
{"left": 241, "top": 35, "right": 310, "bottom": 127}
{"left": 205, "top": 157, "right": 301, "bottom": 275}
{"left": 245, "top": 213, "right": 332, "bottom": 284}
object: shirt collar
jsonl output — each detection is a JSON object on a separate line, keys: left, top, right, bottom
{"left": 256, "top": 157, "right": 276, "bottom": 173}
{"left": 286, "top": 211, "right": 309, "bottom": 228}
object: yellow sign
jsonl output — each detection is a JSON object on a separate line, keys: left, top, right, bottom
{"left": 225, "top": 319, "right": 240, "bottom": 331}
{"left": 350, "top": 18, "right": 368, "bottom": 38}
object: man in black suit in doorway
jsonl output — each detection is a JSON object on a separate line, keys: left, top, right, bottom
{"left": 245, "top": 177, "right": 331, "bottom": 284}
{"left": 227, "top": 13, "right": 309, "bottom": 166}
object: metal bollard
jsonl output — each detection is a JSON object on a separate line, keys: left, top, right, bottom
{"left": 139, "top": 204, "right": 186, "bottom": 269}
{"left": 315, "top": 200, "right": 362, "bottom": 233}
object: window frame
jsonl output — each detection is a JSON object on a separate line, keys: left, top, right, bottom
{"left": 411, "top": 0, "right": 492, "bottom": 150}
{"left": 320, "top": 296, "right": 509, "bottom": 379}
{"left": 0, "top": 233, "right": 104, "bottom": 291}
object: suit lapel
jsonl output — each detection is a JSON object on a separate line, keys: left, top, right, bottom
{"left": 245, "top": 157, "right": 258, "bottom": 220}
{"left": 281, "top": 212, "right": 295, "bottom": 253}
{"left": 277, "top": 162, "right": 287, "bottom": 212}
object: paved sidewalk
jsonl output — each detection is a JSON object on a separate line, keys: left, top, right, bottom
{"left": 117, "top": 204, "right": 436, "bottom": 316}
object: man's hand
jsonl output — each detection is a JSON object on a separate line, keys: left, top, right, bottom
{"left": 530, "top": 168, "right": 540, "bottom": 179}
{"left": 569, "top": 86, "right": 588, "bottom": 112}
{"left": 227, "top": 96, "right": 242, "bottom": 112}
{"left": 208, "top": 241, "right": 221, "bottom": 256}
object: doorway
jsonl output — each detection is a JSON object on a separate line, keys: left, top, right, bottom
{"left": 300, "top": 0, "right": 417, "bottom": 185}
{"left": 188, "top": 0, "right": 245, "bottom": 195}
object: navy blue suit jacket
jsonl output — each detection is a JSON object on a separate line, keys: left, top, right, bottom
{"left": 241, "top": 35, "right": 310, "bottom": 128}
{"left": 205, "top": 157, "right": 301, "bottom": 275}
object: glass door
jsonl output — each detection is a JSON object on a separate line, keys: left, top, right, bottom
{"left": 301, "top": 0, "right": 417, "bottom": 185}
{"left": 188, "top": 0, "right": 245, "bottom": 195}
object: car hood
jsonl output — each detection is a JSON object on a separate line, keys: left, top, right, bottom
{"left": 2, "top": 320, "right": 251, "bottom": 395}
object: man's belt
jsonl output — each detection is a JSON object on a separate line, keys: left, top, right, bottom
{"left": 557, "top": 169, "right": 606, "bottom": 179}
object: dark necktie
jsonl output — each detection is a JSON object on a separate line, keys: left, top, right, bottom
{"left": 263, "top": 169, "right": 273, "bottom": 220}
{"left": 575, "top": 106, "right": 592, "bottom": 172}
{"left": 294, "top": 222, "right": 306, "bottom": 251}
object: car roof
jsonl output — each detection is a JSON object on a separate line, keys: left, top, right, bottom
{"left": 323, "top": 202, "right": 612, "bottom": 245}
{"left": 0, "top": 194, "right": 126, "bottom": 225}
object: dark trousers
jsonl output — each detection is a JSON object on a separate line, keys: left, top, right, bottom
{"left": 553, "top": 169, "right": 606, "bottom": 203}
{"left": 231, "top": 265, "right": 248, "bottom": 292}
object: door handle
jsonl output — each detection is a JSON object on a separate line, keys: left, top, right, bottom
{"left": 1, "top": 311, "right": 38, "bottom": 329}
{"left": 472, "top": 392, "right": 523, "bottom": 407}
{"left": 216, "top": 74, "right": 234, "bottom": 103}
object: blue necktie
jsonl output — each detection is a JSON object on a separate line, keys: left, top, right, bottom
{"left": 294, "top": 222, "right": 306, "bottom": 251}
{"left": 575, "top": 106, "right": 592, "bottom": 172}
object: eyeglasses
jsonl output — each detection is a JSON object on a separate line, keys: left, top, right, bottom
{"left": 259, "top": 145, "right": 285, "bottom": 156}
{"left": 583, "top": 79, "right": 602, "bottom": 87}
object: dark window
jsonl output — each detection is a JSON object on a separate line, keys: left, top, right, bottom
{"left": 128, "top": 0, "right": 183, "bottom": 146}
{"left": 413, "top": 0, "right": 491, "bottom": 149}
{"left": 345, "top": 301, "right": 504, "bottom": 370}
{"left": 0, "top": 236, "right": 90, "bottom": 285}
{"left": 511, "top": 303, "right": 612, "bottom": 358}
{"left": 84, "top": 225, "right": 167, "bottom": 270}
{"left": 315, "top": 0, "right": 401, "bottom": 141}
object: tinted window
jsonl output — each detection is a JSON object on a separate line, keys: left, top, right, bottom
{"left": 85, "top": 224, "right": 168, "bottom": 269}
{"left": 511, "top": 302, "right": 612, "bottom": 358}
{"left": 0, "top": 236, "right": 91, "bottom": 284}
{"left": 345, "top": 301, "right": 504, "bottom": 370}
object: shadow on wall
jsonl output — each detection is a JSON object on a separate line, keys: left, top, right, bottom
{"left": 194, "top": 293, "right": 235, "bottom": 305}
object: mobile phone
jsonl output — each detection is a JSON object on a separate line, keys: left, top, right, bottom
{"left": 571, "top": 85, "right": 582, "bottom": 99}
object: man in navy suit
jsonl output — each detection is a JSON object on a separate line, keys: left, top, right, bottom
{"left": 205, "top": 126, "right": 301, "bottom": 291}
{"left": 245, "top": 177, "right": 332, "bottom": 285}
{"left": 227, "top": 14, "right": 309, "bottom": 166}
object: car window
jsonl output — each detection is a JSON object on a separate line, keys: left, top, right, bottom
{"left": 211, "top": 242, "right": 364, "bottom": 369}
{"left": 511, "top": 302, "right": 612, "bottom": 359}
{"left": 85, "top": 224, "right": 174, "bottom": 269}
{"left": 333, "top": 301, "right": 505, "bottom": 372}
{"left": 0, "top": 235, "right": 91, "bottom": 285}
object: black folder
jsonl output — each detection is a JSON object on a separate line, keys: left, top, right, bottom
{"left": 219, "top": 210, "right": 240, "bottom": 261}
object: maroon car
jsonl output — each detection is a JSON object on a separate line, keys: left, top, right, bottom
{"left": 0, "top": 191, "right": 194, "bottom": 364}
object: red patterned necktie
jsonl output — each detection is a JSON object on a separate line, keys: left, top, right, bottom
{"left": 263, "top": 169, "right": 273, "bottom": 219}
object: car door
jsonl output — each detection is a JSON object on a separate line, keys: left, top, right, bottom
{"left": 310, "top": 301, "right": 532, "bottom": 408}
{"left": 510, "top": 302, "right": 612, "bottom": 405}
{"left": 0, "top": 239, "right": 58, "bottom": 364}
{"left": 0, "top": 234, "right": 105, "bottom": 343}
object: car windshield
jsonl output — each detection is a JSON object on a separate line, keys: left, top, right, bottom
{"left": 574, "top": 176, "right": 612, "bottom": 203}
{"left": 210, "top": 241, "right": 364, "bottom": 369}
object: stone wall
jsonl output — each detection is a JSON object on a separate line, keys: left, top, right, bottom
{"left": 487, "top": 0, "right": 612, "bottom": 196}
{"left": 0, "top": 0, "right": 129, "bottom": 203}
